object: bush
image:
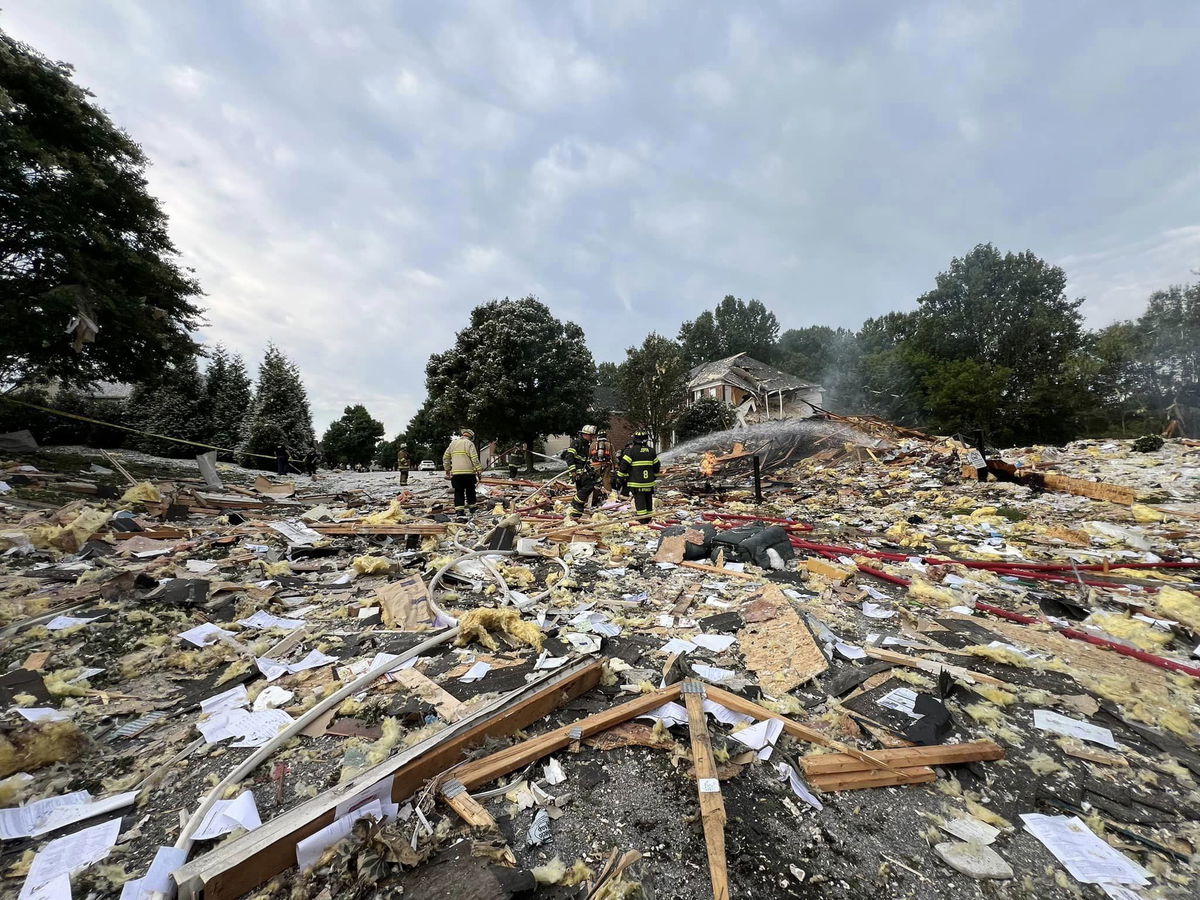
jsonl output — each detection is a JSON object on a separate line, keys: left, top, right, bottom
{"left": 676, "top": 397, "right": 736, "bottom": 441}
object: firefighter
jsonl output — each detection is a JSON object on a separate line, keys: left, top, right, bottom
{"left": 591, "top": 429, "right": 615, "bottom": 496}
{"left": 443, "top": 428, "right": 482, "bottom": 516}
{"left": 617, "top": 429, "right": 660, "bottom": 523}
{"left": 396, "top": 443, "right": 411, "bottom": 485}
{"left": 563, "top": 425, "right": 598, "bottom": 518}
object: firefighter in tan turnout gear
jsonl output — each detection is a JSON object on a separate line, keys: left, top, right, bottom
{"left": 443, "top": 428, "right": 481, "bottom": 516}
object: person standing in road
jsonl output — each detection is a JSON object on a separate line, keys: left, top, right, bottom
{"left": 443, "top": 428, "right": 482, "bottom": 516}
{"left": 396, "top": 443, "right": 411, "bottom": 485}
{"left": 563, "top": 425, "right": 598, "bottom": 518}
{"left": 617, "top": 429, "right": 660, "bottom": 523}
{"left": 275, "top": 444, "right": 290, "bottom": 477}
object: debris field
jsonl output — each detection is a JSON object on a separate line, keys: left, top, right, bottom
{"left": 0, "top": 421, "right": 1198, "bottom": 900}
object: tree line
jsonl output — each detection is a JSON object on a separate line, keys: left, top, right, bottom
{"left": 2, "top": 29, "right": 1196, "bottom": 468}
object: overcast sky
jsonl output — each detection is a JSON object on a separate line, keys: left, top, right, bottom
{"left": 6, "top": 2, "right": 1199, "bottom": 433}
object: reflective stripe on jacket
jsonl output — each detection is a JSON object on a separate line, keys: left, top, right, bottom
{"left": 563, "top": 438, "right": 592, "bottom": 479}
{"left": 443, "top": 437, "right": 480, "bottom": 475}
{"left": 617, "top": 441, "right": 660, "bottom": 489}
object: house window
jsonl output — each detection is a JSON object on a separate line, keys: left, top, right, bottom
{"left": 708, "top": 387, "right": 716, "bottom": 398}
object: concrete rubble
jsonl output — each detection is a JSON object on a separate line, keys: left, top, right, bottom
{"left": 0, "top": 423, "right": 1197, "bottom": 899}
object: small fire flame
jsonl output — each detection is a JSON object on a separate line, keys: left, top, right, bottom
{"left": 699, "top": 452, "right": 718, "bottom": 477}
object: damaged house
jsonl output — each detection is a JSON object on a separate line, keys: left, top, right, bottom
{"left": 687, "top": 353, "right": 823, "bottom": 426}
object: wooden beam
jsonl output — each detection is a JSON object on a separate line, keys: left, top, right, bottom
{"left": 312, "top": 523, "right": 447, "bottom": 536}
{"left": 862, "top": 646, "right": 1009, "bottom": 686}
{"left": 682, "top": 682, "right": 730, "bottom": 900}
{"left": 173, "top": 659, "right": 603, "bottom": 900}
{"left": 439, "top": 778, "right": 500, "bottom": 830}
{"left": 703, "top": 686, "right": 906, "bottom": 776}
{"left": 800, "top": 741, "right": 1004, "bottom": 777}
{"left": 809, "top": 765, "right": 936, "bottom": 792}
{"left": 679, "top": 561, "right": 760, "bottom": 581}
{"left": 453, "top": 684, "right": 683, "bottom": 790}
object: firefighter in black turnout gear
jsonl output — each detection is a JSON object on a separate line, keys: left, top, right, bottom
{"left": 564, "top": 425, "right": 598, "bottom": 518}
{"left": 617, "top": 429, "right": 660, "bottom": 523}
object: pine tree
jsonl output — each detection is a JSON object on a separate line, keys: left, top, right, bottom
{"left": 237, "top": 344, "right": 316, "bottom": 468}
{"left": 321, "top": 405, "right": 385, "bottom": 467}
{"left": 126, "top": 355, "right": 208, "bottom": 458}
{"left": 204, "top": 345, "right": 253, "bottom": 458}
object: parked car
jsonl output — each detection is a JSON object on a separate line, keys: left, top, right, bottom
{"left": 418, "top": 459, "right": 436, "bottom": 471}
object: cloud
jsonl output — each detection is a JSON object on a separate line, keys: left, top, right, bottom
{"left": 3, "top": 0, "right": 1199, "bottom": 433}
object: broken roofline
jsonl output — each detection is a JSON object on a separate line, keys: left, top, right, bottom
{"left": 686, "top": 353, "right": 822, "bottom": 397}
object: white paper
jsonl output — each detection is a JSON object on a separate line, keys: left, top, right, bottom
{"left": 252, "top": 686, "right": 295, "bottom": 710}
{"left": 296, "top": 800, "right": 383, "bottom": 870}
{"left": 730, "top": 718, "right": 785, "bottom": 760}
{"left": 861, "top": 602, "right": 895, "bottom": 619}
{"left": 691, "top": 663, "right": 736, "bottom": 684}
{"left": 178, "top": 622, "right": 234, "bottom": 648}
{"left": 660, "top": 638, "right": 696, "bottom": 655}
{"left": 119, "top": 845, "right": 189, "bottom": 900}
{"left": 45, "top": 614, "right": 102, "bottom": 631}
{"left": 534, "top": 652, "right": 569, "bottom": 670}
{"left": 692, "top": 634, "right": 736, "bottom": 653}
{"left": 334, "top": 777, "right": 394, "bottom": 819}
{"left": 237, "top": 610, "right": 305, "bottom": 630}
{"left": 185, "top": 559, "right": 219, "bottom": 574}
{"left": 703, "top": 700, "right": 755, "bottom": 727}
{"left": 256, "top": 649, "right": 337, "bottom": 682}
{"left": 834, "top": 642, "right": 867, "bottom": 660}
{"left": 198, "top": 707, "right": 292, "bottom": 746}
{"left": 543, "top": 758, "right": 566, "bottom": 785}
{"left": 269, "top": 519, "right": 324, "bottom": 546}
{"left": 775, "top": 762, "right": 823, "bottom": 811}
{"left": 31, "top": 790, "right": 137, "bottom": 836}
{"left": 0, "top": 790, "right": 91, "bottom": 839}
{"left": 459, "top": 661, "right": 491, "bottom": 683}
{"left": 564, "top": 632, "right": 602, "bottom": 653}
{"left": 201, "top": 684, "right": 248, "bottom": 715}
{"left": 1020, "top": 813, "right": 1150, "bottom": 886}
{"left": 14, "top": 708, "right": 72, "bottom": 723}
{"left": 191, "top": 790, "right": 262, "bottom": 840}
{"left": 877, "top": 687, "right": 922, "bottom": 718}
{"left": 20, "top": 817, "right": 122, "bottom": 899}
{"left": 637, "top": 701, "right": 689, "bottom": 728}
{"left": 942, "top": 816, "right": 1000, "bottom": 845}
{"left": 1032, "top": 710, "right": 1118, "bottom": 749}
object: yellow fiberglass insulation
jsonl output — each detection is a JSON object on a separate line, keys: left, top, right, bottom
{"left": 454, "top": 607, "right": 544, "bottom": 652}
{"left": 30, "top": 506, "right": 111, "bottom": 553}
{"left": 121, "top": 481, "right": 163, "bottom": 504}
{"left": 362, "top": 499, "right": 409, "bottom": 526}
{"left": 1084, "top": 612, "right": 1171, "bottom": 650}
{"left": 1155, "top": 585, "right": 1200, "bottom": 631}
{"left": 906, "top": 579, "right": 960, "bottom": 608}
{"left": 364, "top": 718, "right": 404, "bottom": 766}
{"left": 0, "top": 721, "right": 87, "bottom": 778}
{"left": 352, "top": 555, "right": 392, "bottom": 576}
{"left": 262, "top": 560, "right": 292, "bottom": 577}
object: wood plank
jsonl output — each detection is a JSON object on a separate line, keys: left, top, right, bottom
{"left": 680, "top": 561, "right": 760, "bottom": 581}
{"left": 440, "top": 778, "right": 501, "bottom": 830}
{"left": 312, "top": 523, "right": 447, "bottom": 536}
{"left": 1042, "top": 474, "right": 1135, "bottom": 506}
{"left": 454, "top": 685, "right": 683, "bottom": 790}
{"left": 810, "top": 765, "right": 936, "bottom": 792}
{"left": 862, "top": 646, "right": 1009, "bottom": 686}
{"left": 800, "top": 741, "right": 1004, "bottom": 777}
{"left": 737, "top": 583, "right": 827, "bottom": 691}
{"left": 683, "top": 683, "right": 729, "bottom": 900}
{"left": 173, "top": 659, "right": 603, "bottom": 900}
{"left": 391, "top": 667, "right": 466, "bottom": 722}
{"left": 703, "top": 686, "right": 906, "bottom": 776}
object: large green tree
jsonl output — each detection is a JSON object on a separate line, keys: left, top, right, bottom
{"left": 126, "top": 355, "right": 208, "bottom": 458}
{"left": 675, "top": 396, "right": 736, "bottom": 442}
{"left": 618, "top": 333, "right": 690, "bottom": 447}
{"left": 425, "top": 297, "right": 594, "bottom": 467}
{"left": 0, "top": 30, "right": 203, "bottom": 390}
{"left": 321, "top": 404, "right": 385, "bottom": 467}
{"left": 405, "top": 398, "right": 453, "bottom": 466}
{"left": 678, "top": 296, "right": 779, "bottom": 366}
{"left": 237, "top": 345, "right": 315, "bottom": 468}
{"left": 204, "top": 345, "right": 252, "bottom": 457}
{"left": 774, "top": 325, "right": 861, "bottom": 411}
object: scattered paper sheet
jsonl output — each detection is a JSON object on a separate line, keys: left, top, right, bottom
{"left": 637, "top": 701, "right": 689, "bottom": 729}
{"left": 269, "top": 519, "right": 323, "bottom": 546}
{"left": 543, "top": 758, "right": 566, "bottom": 785}
{"left": 1033, "top": 710, "right": 1118, "bottom": 749}
{"left": 834, "top": 642, "right": 867, "bottom": 660}
{"left": 692, "top": 634, "right": 736, "bottom": 652}
{"left": 237, "top": 610, "right": 305, "bottom": 630}
{"left": 459, "top": 661, "right": 491, "bottom": 683}
{"left": 660, "top": 637, "right": 696, "bottom": 655}
{"left": 256, "top": 649, "right": 337, "bottom": 681}
{"left": 119, "top": 845, "right": 189, "bottom": 900}
{"left": 335, "top": 777, "right": 395, "bottom": 819}
{"left": 703, "top": 700, "right": 755, "bottom": 726}
{"left": 861, "top": 602, "right": 895, "bottom": 619}
{"left": 14, "top": 708, "right": 71, "bottom": 724}
{"left": 730, "top": 718, "right": 785, "bottom": 760}
{"left": 252, "top": 686, "right": 295, "bottom": 710}
{"left": 691, "top": 663, "right": 736, "bottom": 683}
{"left": 1021, "top": 813, "right": 1150, "bottom": 886}
{"left": 185, "top": 559, "right": 219, "bottom": 575}
{"left": 877, "top": 687, "right": 922, "bottom": 718}
{"left": 191, "top": 790, "right": 262, "bottom": 840}
{"left": 20, "top": 817, "right": 122, "bottom": 899}
{"left": 296, "top": 800, "right": 383, "bottom": 871}
{"left": 942, "top": 816, "right": 1000, "bottom": 845}
{"left": 534, "top": 652, "right": 569, "bottom": 670}
{"left": 201, "top": 684, "right": 249, "bottom": 715}
{"left": 178, "top": 622, "right": 234, "bottom": 648}
{"left": 775, "top": 762, "right": 823, "bottom": 811}
{"left": 45, "top": 614, "right": 103, "bottom": 631}
{"left": 0, "top": 790, "right": 91, "bottom": 839}
{"left": 30, "top": 791, "right": 137, "bottom": 836}
{"left": 197, "top": 707, "right": 293, "bottom": 746}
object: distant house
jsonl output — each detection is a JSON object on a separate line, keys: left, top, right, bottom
{"left": 687, "top": 353, "right": 823, "bottom": 425}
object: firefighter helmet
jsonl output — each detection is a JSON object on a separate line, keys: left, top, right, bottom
{"left": 581, "top": 425, "right": 598, "bottom": 437}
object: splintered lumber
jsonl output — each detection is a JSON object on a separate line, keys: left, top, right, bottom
{"left": 682, "top": 682, "right": 730, "bottom": 900}
{"left": 453, "top": 684, "right": 683, "bottom": 789}
{"left": 803, "top": 558, "right": 852, "bottom": 583}
{"left": 173, "top": 659, "right": 602, "bottom": 900}
{"left": 312, "top": 522, "right": 447, "bottom": 536}
{"left": 1042, "top": 473, "right": 1136, "bottom": 505}
{"left": 703, "top": 686, "right": 906, "bottom": 776}
{"left": 680, "top": 561, "right": 760, "bottom": 581}
{"left": 800, "top": 741, "right": 1004, "bottom": 777}
{"left": 440, "top": 778, "right": 500, "bottom": 829}
{"left": 809, "top": 765, "right": 936, "bottom": 792}
{"left": 391, "top": 667, "right": 466, "bottom": 722}
{"left": 863, "top": 646, "right": 1009, "bottom": 686}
